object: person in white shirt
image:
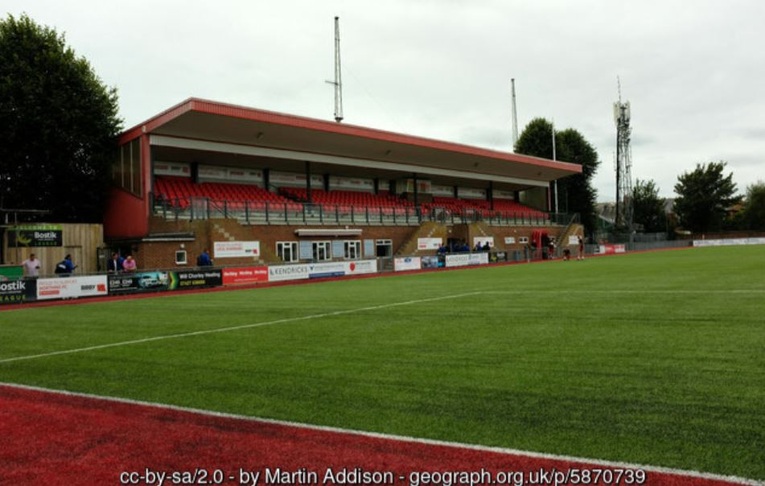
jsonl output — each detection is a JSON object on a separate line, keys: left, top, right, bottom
{"left": 22, "top": 253, "right": 41, "bottom": 277}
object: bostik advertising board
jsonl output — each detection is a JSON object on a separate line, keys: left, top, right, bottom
{"left": 7, "top": 224, "right": 63, "bottom": 247}
{"left": 0, "top": 279, "right": 37, "bottom": 305}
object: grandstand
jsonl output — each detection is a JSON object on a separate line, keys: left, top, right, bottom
{"left": 152, "top": 179, "right": 545, "bottom": 223}
{"left": 104, "top": 98, "right": 582, "bottom": 268}
{"left": 154, "top": 176, "right": 298, "bottom": 210}
{"left": 421, "top": 196, "right": 546, "bottom": 220}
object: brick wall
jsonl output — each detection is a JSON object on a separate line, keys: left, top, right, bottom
{"left": 127, "top": 217, "right": 573, "bottom": 271}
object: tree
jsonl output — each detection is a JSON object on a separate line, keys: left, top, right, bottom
{"left": 631, "top": 179, "right": 667, "bottom": 233}
{"left": 0, "top": 14, "right": 122, "bottom": 222}
{"left": 738, "top": 181, "right": 765, "bottom": 231}
{"left": 673, "top": 161, "right": 740, "bottom": 233}
{"left": 514, "top": 118, "right": 600, "bottom": 233}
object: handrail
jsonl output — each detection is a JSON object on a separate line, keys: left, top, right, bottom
{"left": 554, "top": 213, "right": 581, "bottom": 257}
{"left": 152, "top": 195, "right": 556, "bottom": 227}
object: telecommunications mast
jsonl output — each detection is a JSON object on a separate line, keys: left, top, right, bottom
{"left": 511, "top": 78, "right": 519, "bottom": 148}
{"left": 614, "top": 77, "right": 633, "bottom": 231}
{"left": 329, "top": 16, "right": 344, "bottom": 123}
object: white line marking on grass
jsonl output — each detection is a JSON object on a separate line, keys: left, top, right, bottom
{"left": 0, "top": 382, "right": 759, "bottom": 485}
{"left": 0, "top": 291, "right": 484, "bottom": 365}
{"left": 482, "top": 289, "right": 765, "bottom": 294}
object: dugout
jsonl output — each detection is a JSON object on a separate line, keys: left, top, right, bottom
{"left": 104, "top": 98, "right": 582, "bottom": 269}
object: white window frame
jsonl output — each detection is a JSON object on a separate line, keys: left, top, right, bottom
{"left": 277, "top": 241, "right": 299, "bottom": 262}
{"left": 375, "top": 239, "right": 393, "bottom": 258}
{"left": 312, "top": 241, "right": 331, "bottom": 261}
{"left": 344, "top": 240, "right": 361, "bottom": 260}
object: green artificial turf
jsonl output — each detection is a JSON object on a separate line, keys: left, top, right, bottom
{"left": 1, "top": 246, "right": 763, "bottom": 479}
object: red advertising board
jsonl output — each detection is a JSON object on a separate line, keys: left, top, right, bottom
{"left": 598, "top": 244, "right": 626, "bottom": 255}
{"left": 222, "top": 266, "right": 269, "bottom": 285}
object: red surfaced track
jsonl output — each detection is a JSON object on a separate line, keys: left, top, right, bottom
{"left": 0, "top": 385, "right": 752, "bottom": 486}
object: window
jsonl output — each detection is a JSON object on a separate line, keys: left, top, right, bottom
{"left": 277, "top": 241, "right": 298, "bottom": 262}
{"left": 175, "top": 250, "right": 187, "bottom": 265}
{"left": 344, "top": 240, "right": 361, "bottom": 259}
{"left": 112, "top": 138, "right": 142, "bottom": 197}
{"left": 312, "top": 241, "right": 331, "bottom": 261}
{"left": 375, "top": 239, "right": 392, "bottom": 257}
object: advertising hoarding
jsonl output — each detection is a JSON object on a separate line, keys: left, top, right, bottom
{"left": 36, "top": 276, "right": 108, "bottom": 300}
{"left": 394, "top": 257, "right": 422, "bottom": 272}
{"left": 7, "top": 224, "right": 63, "bottom": 247}
{"left": 214, "top": 241, "right": 261, "bottom": 258}
{"left": 0, "top": 279, "right": 37, "bottom": 305}
{"left": 222, "top": 267, "right": 269, "bottom": 285}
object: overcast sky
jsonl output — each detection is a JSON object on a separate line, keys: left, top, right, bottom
{"left": 6, "top": 0, "right": 764, "bottom": 200}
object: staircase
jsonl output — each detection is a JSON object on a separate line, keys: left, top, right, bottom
{"left": 554, "top": 214, "right": 582, "bottom": 257}
{"left": 469, "top": 221, "right": 496, "bottom": 248}
{"left": 395, "top": 221, "right": 448, "bottom": 256}
{"left": 211, "top": 221, "right": 279, "bottom": 263}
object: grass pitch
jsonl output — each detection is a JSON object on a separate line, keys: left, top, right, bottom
{"left": 1, "top": 246, "right": 763, "bottom": 480}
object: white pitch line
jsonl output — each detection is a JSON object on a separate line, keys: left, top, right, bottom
{"left": 0, "top": 382, "right": 759, "bottom": 485}
{"left": 0, "top": 291, "right": 484, "bottom": 365}
{"left": 482, "top": 289, "right": 765, "bottom": 294}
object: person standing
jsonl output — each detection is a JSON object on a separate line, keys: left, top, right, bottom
{"left": 196, "top": 249, "right": 213, "bottom": 267}
{"left": 577, "top": 235, "right": 585, "bottom": 260}
{"left": 107, "top": 252, "right": 124, "bottom": 273}
{"left": 55, "top": 254, "right": 77, "bottom": 276}
{"left": 122, "top": 255, "right": 137, "bottom": 272}
{"left": 22, "top": 253, "right": 41, "bottom": 278}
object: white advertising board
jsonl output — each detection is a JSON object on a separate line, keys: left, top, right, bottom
{"left": 37, "top": 276, "right": 109, "bottom": 301}
{"left": 693, "top": 237, "right": 765, "bottom": 247}
{"left": 394, "top": 257, "right": 422, "bottom": 272}
{"left": 268, "top": 264, "right": 310, "bottom": 282}
{"left": 214, "top": 241, "right": 261, "bottom": 258}
{"left": 267, "top": 260, "right": 378, "bottom": 283}
{"left": 417, "top": 238, "right": 443, "bottom": 250}
{"left": 472, "top": 237, "right": 494, "bottom": 248}
{"left": 445, "top": 253, "right": 489, "bottom": 268}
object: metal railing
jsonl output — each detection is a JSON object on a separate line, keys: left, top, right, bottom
{"left": 152, "top": 194, "right": 557, "bottom": 227}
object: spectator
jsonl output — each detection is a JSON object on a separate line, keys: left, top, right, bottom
{"left": 541, "top": 233, "right": 550, "bottom": 260}
{"left": 107, "top": 252, "right": 124, "bottom": 273}
{"left": 577, "top": 236, "right": 585, "bottom": 260}
{"left": 197, "top": 249, "right": 213, "bottom": 267}
{"left": 122, "top": 255, "right": 137, "bottom": 272}
{"left": 22, "top": 253, "right": 41, "bottom": 278}
{"left": 54, "top": 254, "right": 77, "bottom": 276}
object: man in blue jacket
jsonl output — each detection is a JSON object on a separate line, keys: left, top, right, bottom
{"left": 197, "top": 249, "right": 213, "bottom": 267}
